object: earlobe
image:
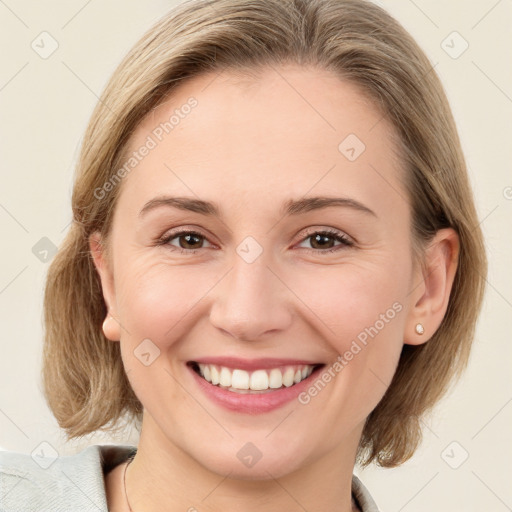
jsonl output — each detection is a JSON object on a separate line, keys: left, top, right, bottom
{"left": 405, "top": 228, "right": 460, "bottom": 346}
{"left": 89, "top": 231, "right": 121, "bottom": 342}
{"left": 102, "top": 314, "right": 121, "bottom": 342}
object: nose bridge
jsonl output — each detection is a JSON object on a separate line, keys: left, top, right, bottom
{"left": 209, "top": 244, "right": 292, "bottom": 341}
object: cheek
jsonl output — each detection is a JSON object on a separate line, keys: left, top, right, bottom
{"left": 290, "top": 258, "right": 409, "bottom": 353}
{"left": 291, "top": 258, "right": 409, "bottom": 413}
{"left": 114, "top": 262, "right": 210, "bottom": 415}
{"left": 116, "top": 260, "right": 218, "bottom": 347}
{"left": 291, "top": 265, "right": 407, "bottom": 428}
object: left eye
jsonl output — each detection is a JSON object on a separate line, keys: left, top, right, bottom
{"left": 296, "top": 229, "right": 353, "bottom": 253}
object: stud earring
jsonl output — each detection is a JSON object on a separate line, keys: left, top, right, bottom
{"left": 415, "top": 323, "right": 425, "bottom": 335}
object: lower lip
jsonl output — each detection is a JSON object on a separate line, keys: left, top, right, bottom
{"left": 186, "top": 363, "right": 324, "bottom": 414}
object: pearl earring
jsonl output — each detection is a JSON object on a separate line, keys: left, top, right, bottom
{"left": 415, "top": 323, "right": 425, "bottom": 335}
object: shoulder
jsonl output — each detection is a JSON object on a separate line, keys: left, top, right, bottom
{"left": 0, "top": 443, "right": 136, "bottom": 512}
{"left": 352, "top": 474, "right": 380, "bottom": 512}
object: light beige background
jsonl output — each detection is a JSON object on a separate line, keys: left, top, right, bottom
{"left": 1, "top": 1, "right": 511, "bottom": 511}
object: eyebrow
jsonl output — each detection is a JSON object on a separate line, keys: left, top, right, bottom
{"left": 138, "top": 195, "right": 377, "bottom": 219}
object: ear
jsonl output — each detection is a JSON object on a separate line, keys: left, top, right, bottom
{"left": 89, "top": 231, "right": 121, "bottom": 342}
{"left": 405, "top": 228, "right": 460, "bottom": 345}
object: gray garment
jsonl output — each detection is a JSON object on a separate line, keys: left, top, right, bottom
{"left": 0, "top": 444, "right": 379, "bottom": 511}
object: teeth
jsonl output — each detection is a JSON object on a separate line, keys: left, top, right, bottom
{"left": 250, "top": 370, "right": 268, "bottom": 390}
{"left": 231, "top": 369, "right": 249, "bottom": 389}
{"left": 282, "top": 367, "right": 295, "bottom": 387}
{"left": 269, "top": 368, "right": 283, "bottom": 388}
{"left": 196, "top": 363, "right": 316, "bottom": 392}
{"left": 219, "top": 367, "right": 232, "bottom": 387}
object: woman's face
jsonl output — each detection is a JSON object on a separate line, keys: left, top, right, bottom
{"left": 92, "top": 65, "right": 424, "bottom": 478}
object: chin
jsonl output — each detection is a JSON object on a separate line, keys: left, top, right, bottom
{"left": 188, "top": 438, "right": 310, "bottom": 481}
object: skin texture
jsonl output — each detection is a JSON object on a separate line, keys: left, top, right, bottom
{"left": 90, "top": 65, "right": 459, "bottom": 512}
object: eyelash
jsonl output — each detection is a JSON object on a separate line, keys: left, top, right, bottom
{"left": 156, "top": 228, "right": 354, "bottom": 255}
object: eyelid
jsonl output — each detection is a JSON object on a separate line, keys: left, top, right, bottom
{"left": 158, "top": 225, "right": 216, "bottom": 242}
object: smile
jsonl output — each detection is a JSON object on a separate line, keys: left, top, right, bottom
{"left": 189, "top": 362, "right": 322, "bottom": 394}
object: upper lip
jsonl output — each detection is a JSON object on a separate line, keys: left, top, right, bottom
{"left": 188, "top": 357, "right": 325, "bottom": 371}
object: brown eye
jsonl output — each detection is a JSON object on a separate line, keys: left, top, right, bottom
{"left": 175, "top": 232, "right": 204, "bottom": 250}
{"left": 160, "top": 230, "right": 213, "bottom": 252}
{"left": 297, "top": 229, "right": 353, "bottom": 254}
{"left": 309, "top": 233, "right": 337, "bottom": 249}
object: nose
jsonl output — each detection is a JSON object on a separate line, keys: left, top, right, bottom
{"left": 209, "top": 251, "right": 293, "bottom": 342}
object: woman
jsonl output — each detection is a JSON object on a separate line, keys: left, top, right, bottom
{"left": 0, "top": 0, "right": 486, "bottom": 510}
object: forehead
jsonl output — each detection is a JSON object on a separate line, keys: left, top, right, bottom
{"left": 116, "top": 64, "right": 406, "bottom": 220}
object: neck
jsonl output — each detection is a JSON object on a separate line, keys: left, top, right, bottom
{"left": 124, "top": 413, "right": 361, "bottom": 512}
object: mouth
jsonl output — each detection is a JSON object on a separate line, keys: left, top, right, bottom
{"left": 187, "top": 361, "right": 325, "bottom": 394}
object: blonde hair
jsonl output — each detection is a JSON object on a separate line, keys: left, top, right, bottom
{"left": 42, "top": 0, "right": 487, "bottom": 467}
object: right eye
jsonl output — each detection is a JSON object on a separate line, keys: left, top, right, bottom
{"left": 157, "top": 229, "right": 214, "bottom": 253}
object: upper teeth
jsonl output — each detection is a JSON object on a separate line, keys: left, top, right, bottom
{"left": 197, "top": 364, "right": 315, "bottom": 391}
